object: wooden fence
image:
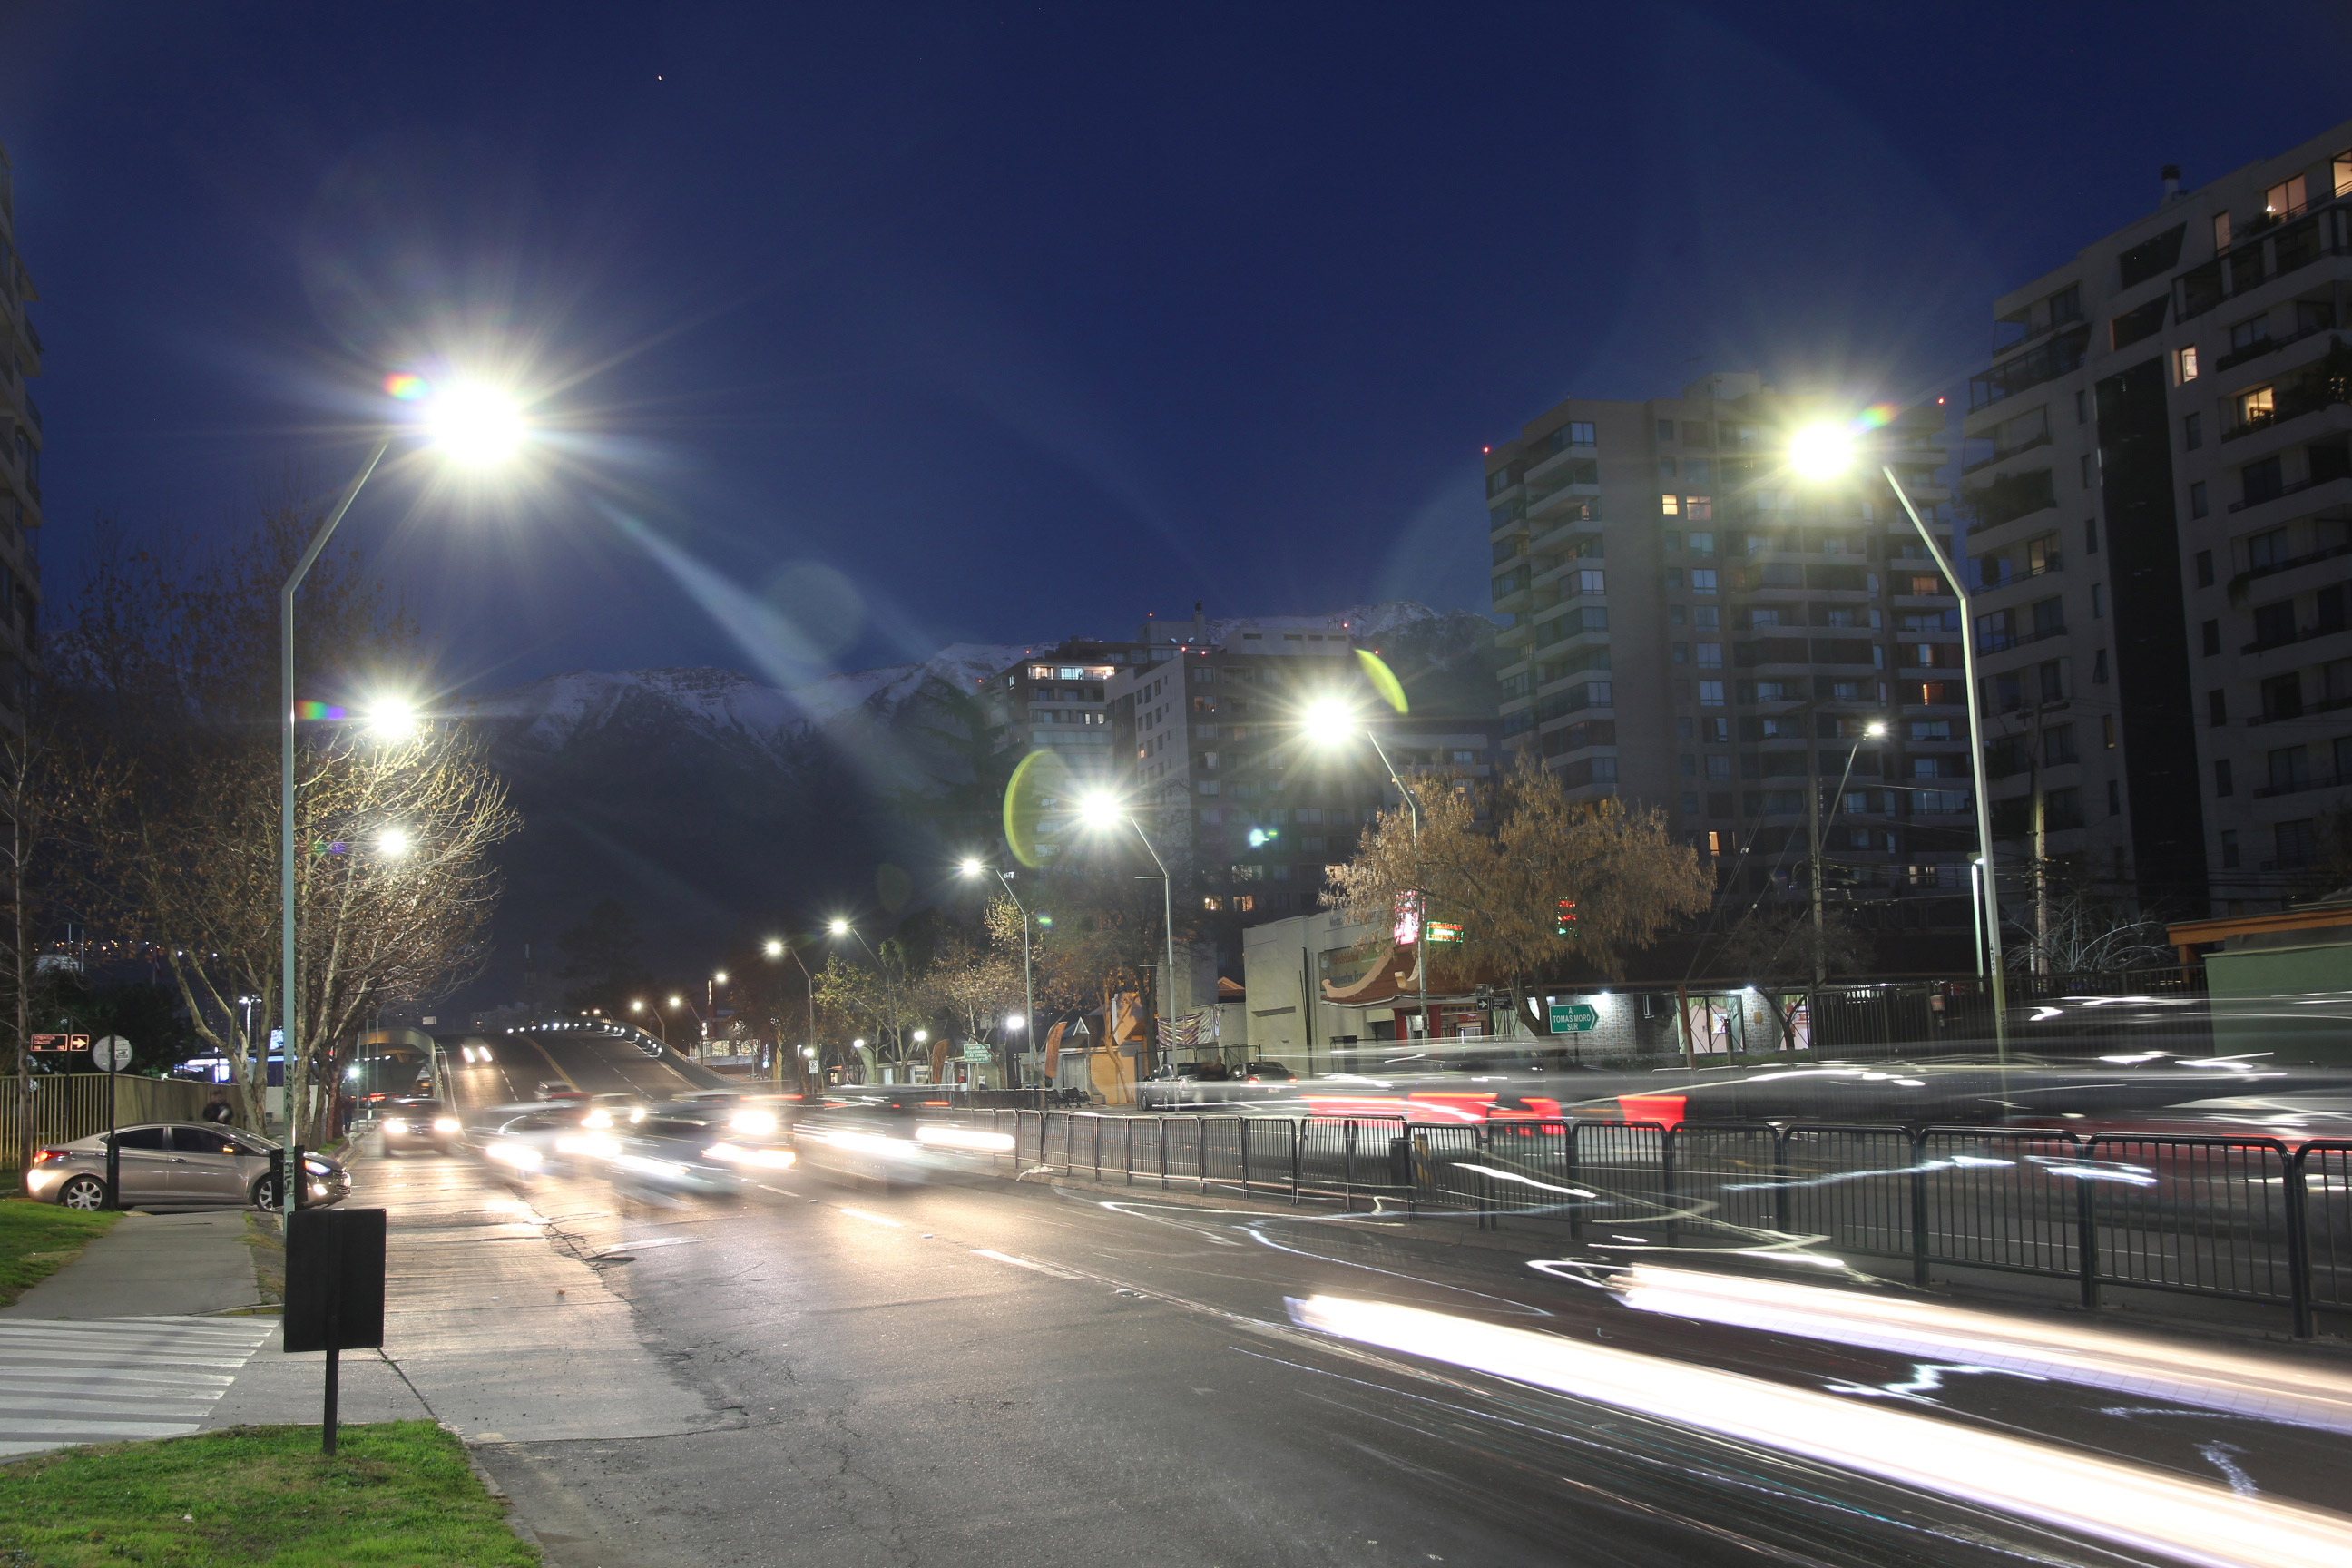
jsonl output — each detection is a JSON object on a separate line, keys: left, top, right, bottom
{"left": 3, "top": 1075, "right": 211, "bottom": 1172}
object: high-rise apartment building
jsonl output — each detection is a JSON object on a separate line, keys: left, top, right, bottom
{"left": 1963, "top": 119, "right": 2352, "bottom": 914}
{"left": 0, "top": 141, "right": 43, "bottom": 735}
{"left": 1484, "top": 375, "right": 1969, "bottom": 927}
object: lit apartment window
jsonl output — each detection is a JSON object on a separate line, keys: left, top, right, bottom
{"left": 2337, "top": 153, "right": 2352, "bottom": 199}
{"left": 1685, "top": 495, "right": 1712, "bottom": 520}
{"left": 1661, "top": 494, "right": 1681, "bottom": 516}
{"left": 2265, "top": 174, "right": 2307, "bottom": 217}
{"left": 2212, "top": 211, "right": 2232, "bottom": 250}
{"left": 2178, "top": 346, "right": 2198, "bottom": 382}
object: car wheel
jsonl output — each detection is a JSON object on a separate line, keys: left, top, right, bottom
{"left": 57, "top": 1174, "right": 108, "bottom": 1211}
{"left": 250, "top": 1174, "right": 282, "bottom": 1210}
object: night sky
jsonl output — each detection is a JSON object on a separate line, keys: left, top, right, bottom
{"left": 5, "top": 2, "right": 2349, "bottom": 701}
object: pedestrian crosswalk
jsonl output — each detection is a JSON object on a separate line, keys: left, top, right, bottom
{"left": 0, "top": 1316, "right": 275, "bottom": 1457}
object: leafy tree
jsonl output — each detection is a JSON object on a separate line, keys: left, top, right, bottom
{"left": 1326, "top": 750, "right": 1712, "bottom": 1034}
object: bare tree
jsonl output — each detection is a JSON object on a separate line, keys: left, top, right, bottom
{"left": 1327, "top": 750, "right": 1713, "bottom": 1034}
{"left": 2002, "top": 886, "right": 2174, "bottom": 975}
{"left": 50, "top": 499, "right": 515, "bottom": 1140}
{"left": 911, "top": 916, "right": 1025, "bottom": 1083}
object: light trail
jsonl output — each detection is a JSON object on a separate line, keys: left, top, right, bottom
{"left": 1291, "top": 1293, "right": 2352, "bottom": 1568}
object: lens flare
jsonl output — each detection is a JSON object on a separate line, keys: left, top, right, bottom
{"left": 384, "top": 373, "right": 429, "bottom": 402}
{"left": 295, "top": 701, "right": 348, "bottom": 721}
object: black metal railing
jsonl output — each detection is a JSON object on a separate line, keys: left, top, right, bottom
{"left": 975, "top": 1111, "right": 2352, "bottom": 1338}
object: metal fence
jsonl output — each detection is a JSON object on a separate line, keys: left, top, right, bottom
{"left": 4, "top": 1076, "right": 211, "bottom": 1168}
{"left": 979, "top": 1110, "right": 2352, "bottom": 1338}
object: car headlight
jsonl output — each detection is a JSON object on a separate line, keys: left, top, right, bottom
{"left": 304, "top": 1160, "right": 332, "bottom": 1176}
{"left": 582, "top": 1109, "right": 612, "bottom": 1129}
{"left": 433, "top": 1117, "right": 461, "bottom": 1133}
{"left": 383, "top": 1119, "right": 409, "bottom": 1134}
{"left": 485, "top": 1141, "right": 544, "bottom": 1170}
{"left": 729, "top": 1111, "right": 779, "bottom": 1135}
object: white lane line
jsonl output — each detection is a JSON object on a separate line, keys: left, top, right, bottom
{"left": 837, "top": 1208, "right": 903, "bottom": 1229}
{"left": 756, "top": 1185, "right": 801, "bottom": 1198}
{"left": 971, "top": 1248, "right": 1085, "bottom": 1279}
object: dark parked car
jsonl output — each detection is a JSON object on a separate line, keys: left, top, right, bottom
{"left": 1240, "top": 1061, "right": 1296, "bottom": 1083}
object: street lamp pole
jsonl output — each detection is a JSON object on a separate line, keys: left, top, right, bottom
{"left": 1811, "top": 720, "right": 1886, "bottom": 1034}
{"left": 1362, "top": 733, "right": 1428, "bottom": 1041}
{"left": 766, "top": 941, "right": 818, "bottom": 1091}
{"left": 1882, "top": 465, "right": 2008, "bottom": 1050}
{"left": 1122, "top": 820, "right": 1178, "bottom": 1081}
{"left": 962, "top": 863, "right": 1037, "bottom": 1097}
{"left": 280, "top": 438, "right": 390, "bottom": 1159}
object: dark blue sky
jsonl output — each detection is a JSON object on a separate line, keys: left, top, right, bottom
{"left": 5, "top": 1, "right": 2349, "bottom": 701}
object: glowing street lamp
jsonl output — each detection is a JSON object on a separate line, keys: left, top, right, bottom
{"left": 1073, "top": 792, "right": 1176, "bottom": 1077}
{"left": 958, "top": 857, "right": 1035, "bottom": 1093}
{"left": 364, "top": 697, "right": 417, "bottom": 741}
{"left": 630, "top": 998, "right": 665, "bottom": 1045}
{"left": 374, "top": 827, "right": 411, "bottom": 858}
{"left": 1303, "top": 698, "right": 1427, "bottom": 1037}
{"left": 763, "top": 938, "right": 817, "bottom": 1088}
{"left": 280, "top": 373, "right": 534, "bottom": 1207}
{"left": 1787, "top": 420, "right": 2005, "bottom": 1048}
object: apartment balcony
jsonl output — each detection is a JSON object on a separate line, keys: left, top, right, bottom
{"left": 2228, "top": 466, "right": 2352, "bottom": 516}
{"left": 1527, "top": 480, "right": 1601, "bottom": 522}
{"left": 1975, "top": 622, "right": 2067, "bottom": 655}
{"left": 2175, "top": 207, "right": 2352, "bottom": 321}
{"left": 2230, "top": 515, "right": 2352, "bottom": 594}
{"left": 2239, "top": 617, "right": 2349, "bottom": 656}
{"left": 1967, "top": 325, "right": 2091, "bottom": 413}
{"left": 2251, "top": 769, "right": 2352, "bottom": 799}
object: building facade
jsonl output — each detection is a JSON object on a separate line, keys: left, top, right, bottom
{"left": 0, "top": 142, "right": 43, "bottom": 736}
{"left": 1964, "top": 120, "right": 2352, "bottom": 914}
{"left": 1484, "top": 375, "right": 1970, "bottom": 923}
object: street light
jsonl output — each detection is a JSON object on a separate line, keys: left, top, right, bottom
{"left": 1302, "top": 698, "right": 1428, "bottom": 1041}
{"left": 280, "top": 374, "right": 533, "bottom": 1192}
{"left": 1788, "top": 419, "right": 2006, "bottom": 1048}
{"left": 1073, "top": 792, "right": 1176, "bottom": 1082}
{"left": 375, "top": 827, "right": 411, "bottom": 858}
{"left": 1810, "top": 719, "right": 1888, "bottom": 1004}
{"left": 763, "top": 938, "right": 817, "bottom": 1090}
{"left": 959, "top": 858, "right": 1036, "bottom": 1097}
{"left": 629, "top": 998, "right": 665, "bottom": 1045}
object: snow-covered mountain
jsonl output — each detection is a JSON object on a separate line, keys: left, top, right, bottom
{"left": 453, "top": 602, "right": 1494, "bottom": 1010}
{"left": 459, "top": 600, "right": 1478, "bottom": 756}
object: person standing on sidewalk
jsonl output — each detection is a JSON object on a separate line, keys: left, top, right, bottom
{"left": 201, "top": 1089, "right": 234, "bottom": 1126}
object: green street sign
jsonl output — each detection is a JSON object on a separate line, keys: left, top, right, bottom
{"left": 1549, "top": 1002, "right": 1599, "bottom": 1033}
{"left": 961, "top": 1043, "right": 991, "bottom": 1062}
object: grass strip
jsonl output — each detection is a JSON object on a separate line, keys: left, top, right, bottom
{"left": 0, "top": 1421, "right": 537, "bottom": 1566}
{"left": 0, "top": 1197, "right": 122, "bottom": 1307}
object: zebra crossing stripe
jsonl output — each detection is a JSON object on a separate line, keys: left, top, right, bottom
{"left": 0, "top": 1317, "right": 274, "bottom": 1456}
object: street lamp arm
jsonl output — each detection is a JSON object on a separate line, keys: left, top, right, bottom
{"left": 1882, "top": 463, "right": 2008, "bottom": 1049}
{"left": 279, "top": 435, "right": 393, "bottom": 1173}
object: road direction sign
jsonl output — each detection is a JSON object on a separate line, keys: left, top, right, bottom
{"left": 30, "top": 1034, "right": 88, "bottom": 1053}
{"left": 92, "top": 1035, "right": 133, "bottom": 1072}
{"left": 1549, "top": 1003, "right": 1599, "bottom": 1034}
{"left": 961, "top": 1043, "right": 991, "bottom": 1062}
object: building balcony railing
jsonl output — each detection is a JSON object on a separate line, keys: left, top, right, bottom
{"left": 1968, "top": 326, "right": 2091, "bottom": 413}
{"left": 2229, "top": 470, "right": 2350, "bottom": 514}
{"left": 1975, "top": 622, "right": 2067, "bottom": 654}
{"left": 2240, "top": 618, "right": 2347, "bottom": 655}
{"left": 2232, "top": 517, "right": 2352, "bottom": 590}
{"left": 2252, "top": 769, "right": 2352, "bottom": 799}
{"left": 2214, "top": 320, "right": 2337, "bottom": 376}
{"left": 1960, "top": 429, "right": 2054, "bottom": 475}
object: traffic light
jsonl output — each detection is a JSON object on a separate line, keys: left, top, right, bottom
{"left": 1554, "top": 898, "right": 1578, "bottom": 937}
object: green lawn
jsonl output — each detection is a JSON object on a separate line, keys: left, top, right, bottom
{"left": 0, "top": 1197, "right": 122, "bottom": 1307}
{"left": 0, "top": 1422, "right": 538, "bottom": 1566}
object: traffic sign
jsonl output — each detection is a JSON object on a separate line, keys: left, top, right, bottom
{"left": 960, "top": 1043, "right": 991, "bottom": 1062}
{"left": 92, "top": 1035, "right": 133, "bottom": 1072}
{"left": 30, "top": 1034, "right": 88, "bottom": 1053}
{"left": 1549, "top": 1002, "right": 1599, "bottom": 1034}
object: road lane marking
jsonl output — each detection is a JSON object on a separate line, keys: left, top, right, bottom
{"left": 971, "top": 1249, "right": 1084, "bottom": 1279}
{"left": 838, "top": 1208, "right": 903, "bottom": 1229}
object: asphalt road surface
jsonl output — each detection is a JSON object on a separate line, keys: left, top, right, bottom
{"left": 366, "top": 1135, "right": 2352, "bottom": 1568}
{"left": 442, "top": 1026, "right": 734, "bottom": 1108}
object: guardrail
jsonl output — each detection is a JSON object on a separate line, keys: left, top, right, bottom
{"left": 976, "top": 1111, "right": 2352, "bottom": 1339}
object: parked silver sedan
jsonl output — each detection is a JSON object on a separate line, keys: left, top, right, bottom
{"left": 25, "top": 1122, "right": 351, "bottom": 1210}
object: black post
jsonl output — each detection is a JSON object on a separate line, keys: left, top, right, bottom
{"left": 323, "top": 1347, "right": 340, "bottom": 1455}
{"left": 2076, "top": 1161, "right": 2101, "bottom": 1311}
{"left": 1910, "top": 1129, "right": 1931, "bottom": 1287}
{"left": 2285, "top": 1146, "right": 2316, "bottom": 1340}
{"left": 104, "top": 1064, "right": 119, "bottom": 1209}
{"left": 1289, "top": 1118, "right": 1300, "bottom": 1205}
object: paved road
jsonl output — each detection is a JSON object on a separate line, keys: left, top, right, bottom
{"left": 357, "top": 1143, "right": 2352, "bottom": 1568}
{"left": 442, "top": 1025, "right": 732, "bottom": 1110}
